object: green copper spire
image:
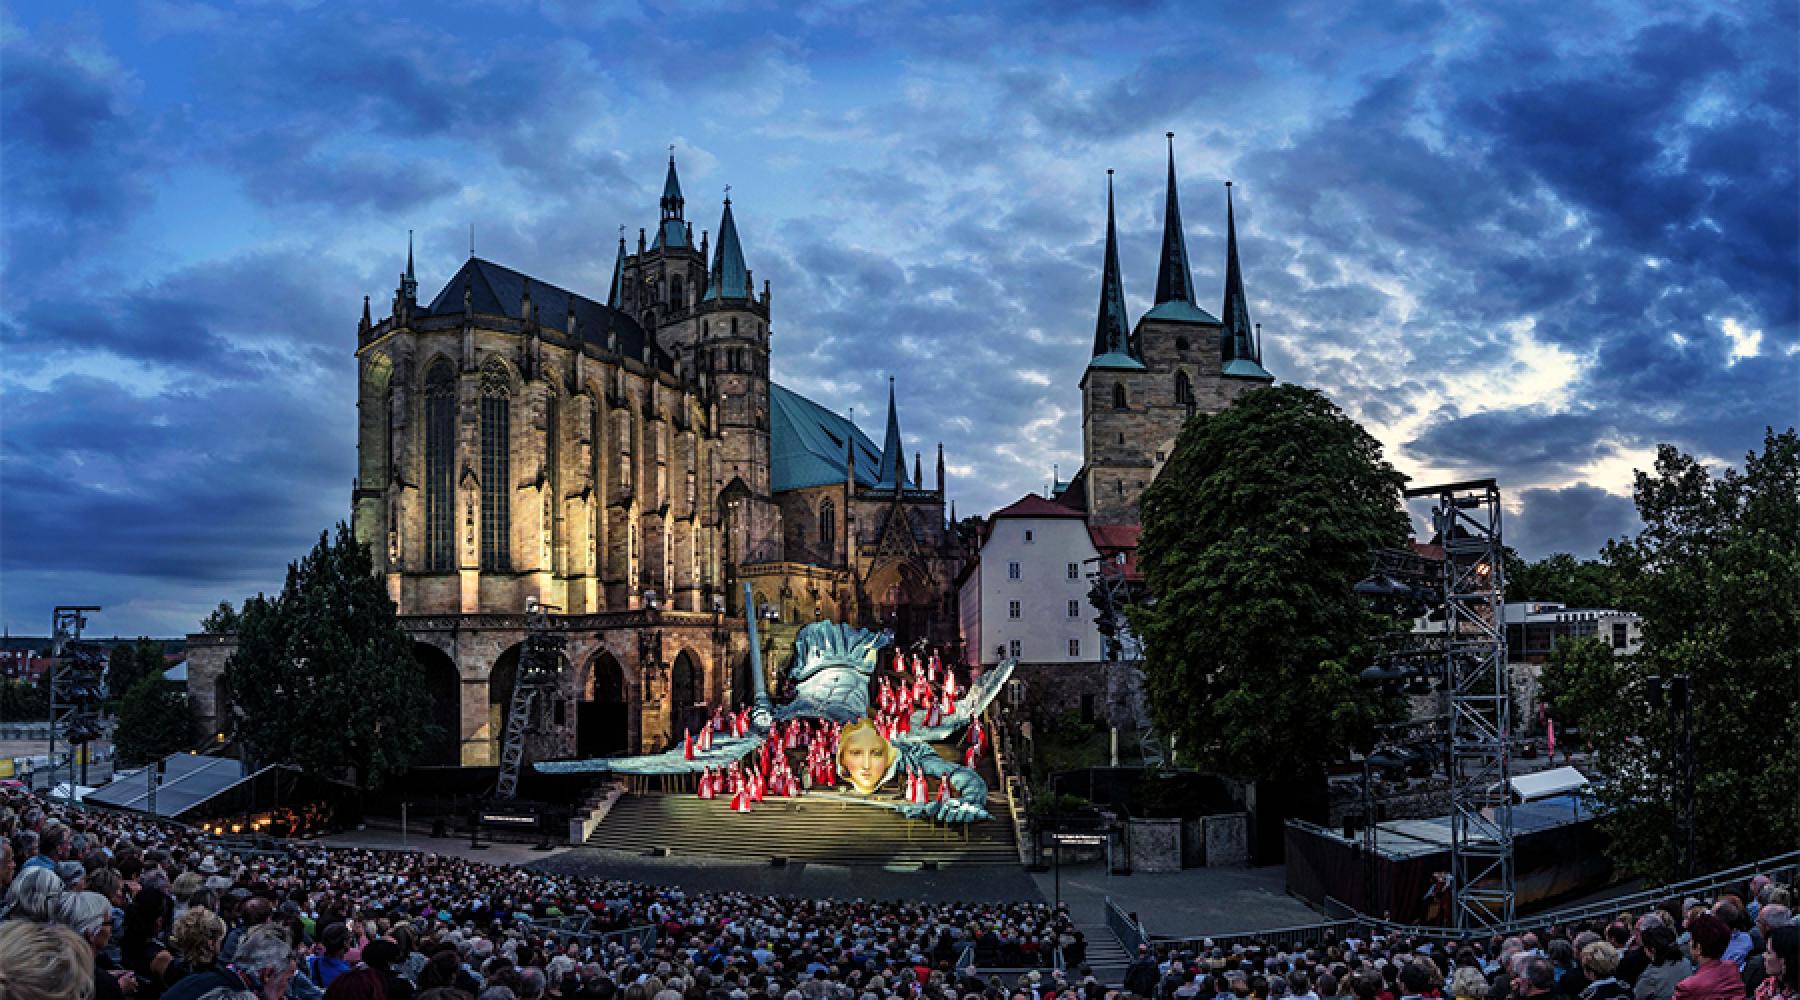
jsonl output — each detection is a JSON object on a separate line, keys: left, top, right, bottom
{"left": 702, "top": 191, "right": 749, "bottom": 301}
{"left": 1153, "top": 133, "right": 1196, "bottom": 308}
{"left": 1089, "top": 170, "right": 1144, "bottom": 370}
{"left": 607, "top": 227, "right": 626, "bottom": 310}
{"left": 652, "top": 148, "right": 691, "bottom": 250}
{"left": 1220, "top": 181, "right": 1256, "bottom": 363}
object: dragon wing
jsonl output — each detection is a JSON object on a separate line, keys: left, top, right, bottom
{"left": 905, "top": 656, "right": 1016, "bottom": 743}
{"left": 534, "top": 733, "right": 769, "bottom": 775}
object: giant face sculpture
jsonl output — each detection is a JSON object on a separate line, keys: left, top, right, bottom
{"left": 836, "top": 717, "right": 897, "bottom": 795}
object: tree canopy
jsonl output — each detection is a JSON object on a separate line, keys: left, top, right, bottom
{"left": 224, "top": 522, "right": 429, "bottom": 790}
{"left": 1547, "top": 428, "right": 1799, "bottom": 879}
{"left": 1507, "top": 552, "right": 1623, "bottom": 608}
{"left": 1132, "top": 384, "right": 1409, "bottom": 782}
{"left": 106, "top": 638, "right": 168, "bottom": 700}
{"left": 113, "top": 675, "right": 191, "bottom": 766}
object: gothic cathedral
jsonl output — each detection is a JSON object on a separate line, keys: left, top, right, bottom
{"left": 193, "top": 156, "right": 964, "bottom": 768}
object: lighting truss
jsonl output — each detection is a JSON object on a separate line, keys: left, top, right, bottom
{"left": 49, "top": 606, "right": 105, "bottom": 797}
{"left": 1406, "top": 478, "right": 1513, "bottom": 930}
{"left": 494, "top": 600, "right": 565, "bottom": 801}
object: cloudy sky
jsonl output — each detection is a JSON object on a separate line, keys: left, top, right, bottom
{"left": 3, "top": 0, "right": 1795, "bottom": 637}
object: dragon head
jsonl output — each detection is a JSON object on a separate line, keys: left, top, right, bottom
{"left": 787, "top": 621, "right": 891, "bottom": 684}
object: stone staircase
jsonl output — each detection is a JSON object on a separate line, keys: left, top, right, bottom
{"left": 1075, "top": 922, "right": 1133, "bottom": 985}
{"left": 584, "top": 787, "right": 1019, "bottom": 867}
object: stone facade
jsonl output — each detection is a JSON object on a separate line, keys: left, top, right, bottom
{"left": 188, "top": 157, "right": 965, "bottom": 769}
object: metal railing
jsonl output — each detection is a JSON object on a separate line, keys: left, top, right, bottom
{"left": 1106, "top": 896, "right": 1148, "bottom": 952}
{"left": 1148, "top": 848, "right": 1800, "bottom": 950}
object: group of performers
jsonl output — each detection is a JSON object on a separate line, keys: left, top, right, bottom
{"left": 674, "top": 645, "right": 988, "bottom": 813}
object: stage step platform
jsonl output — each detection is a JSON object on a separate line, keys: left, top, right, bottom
{"left": 585, "top": 788, "right": 1020, "bottom": 866}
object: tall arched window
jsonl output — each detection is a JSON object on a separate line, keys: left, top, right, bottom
{"left": 1112, "top": 382, "right": 1128, "bottom": 409}
{"left": 1175, "top": 370, "right": 1195, "bottom": 409}
{"left": 670, "top": 274, "right": 684, "bottom": 307}
{"left": 819, "top": 500, "right": 836, "bottom": 554}
{"left": 480, "top": 360, "right": 512, "bottom": 571}
{"left": 424, "top": 360, "right": 456, "bottom": 571}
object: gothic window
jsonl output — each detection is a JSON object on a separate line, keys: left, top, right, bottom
{"left": 730, "top": 317, "right": 739, "bottom": 337}
{"left": 616, "top": 410, "right": 633, "bottom": 491}
{"left": 1175, "top": 370, "right": 1195, "bottom": 409}
{"left": 671, "top": 274, "right": 684, "bottom": 307}
{"left": 819, "top": 500, "right": 836, "bottom": 553}
{"left": 424, "top": 360, "right": 456, "bottom": 572}
{"left": 1176, "top": 336, "right": 1190, "bottom": 351}
{"left": 702, "top": 321, "right": 709, "bottom": 338}
{"left": 1112, "top": 383, "right": 1127, "bottom": 409}
{"left": 480, "top": 361, "right": 512, "bottom": 571}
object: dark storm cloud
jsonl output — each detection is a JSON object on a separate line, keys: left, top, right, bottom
{"left": 1508, "top": 485, "right": 1641, "bottom": 561}
{"left": 0, "top": 19, "right": 160, "bottom": 287}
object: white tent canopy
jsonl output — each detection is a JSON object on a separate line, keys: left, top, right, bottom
{"left": 1509, "top": 766, "right": 1590, "bottom": 802}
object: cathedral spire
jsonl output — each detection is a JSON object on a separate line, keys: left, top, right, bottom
{"left": 661, "top": 147, "right": 684, "bottom": 220}
{"left": 1153, "top": 133, "right": 1196, "bottom": 308}
{"left": 607, "top": 227, "right": 626, "bottom": 310}
{"left": 878, "top": 376, "right": 907, "bottom": 490}
{"left": 702, "top": 190, "right": 749, "bottom": 302}
{"left": 1220, "top": 181, "right": 1255, "bottom": 363}
{"left": 400, "top": 230, "right": 418, "bottom": 302}
{"left": 1088, "top": 170, "right": 1142, "bottom": 369}
{"left": 653, "top": 148, "right": 692, "bottom": 250}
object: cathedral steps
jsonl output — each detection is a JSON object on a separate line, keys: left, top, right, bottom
{"left": 584, "top": 787, "right": 1020, "bottom": 867}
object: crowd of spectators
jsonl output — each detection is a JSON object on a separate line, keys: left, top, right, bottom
{"left": 1131, "top": 882, "right": 1797, "bottom": 1000}
{"left": 0, "top": 788, "right": 1082, "bottom": 1000}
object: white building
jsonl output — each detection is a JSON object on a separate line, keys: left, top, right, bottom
{"left": 958, "top": 494, "right": 1107, "bottom": 669}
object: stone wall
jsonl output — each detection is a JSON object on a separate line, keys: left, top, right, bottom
{"left": 1128, "top": 817, "right": 1183, "bottom": 873}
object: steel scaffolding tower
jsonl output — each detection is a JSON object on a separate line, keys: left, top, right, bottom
{"left": 494, "top": 600, "right": 565, "bottom": 801}
{"left": 1407, "top": 478, "right": 1513, "bottom": 929}
{"left": 48, "top": 606, "right": 105, "bottom": 797}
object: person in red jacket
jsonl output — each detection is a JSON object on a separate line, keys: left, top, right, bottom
{"left": 1676, "top": 914, "right": 1747, "bottom": 1000}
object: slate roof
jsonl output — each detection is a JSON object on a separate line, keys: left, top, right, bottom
{"left": 769, "top": 383, "right": 888, "bottom": 493}
{"left": 704, "top": 199, "right": 751, "bottom": 302}
{"left": 422, "top": 258, "right": 672, "bottom": 373}
{"left": 1089, "top": 171, "right": 1143, "bottom": 371}
{"left": 1142, "top": 299, "right": 1221, "bottom": 325}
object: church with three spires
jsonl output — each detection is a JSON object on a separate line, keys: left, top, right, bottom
{"left": 186, "top": 154, "right": 965, "bottom": 768}
{"left": 1058, "top": 134, "right": 1274, "bottom": 527}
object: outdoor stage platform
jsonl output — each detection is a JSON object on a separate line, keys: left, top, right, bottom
{"left": 1284, "top": 792, "right": 1612, "bottom": 923}
{"left": 582, "top": 786, "right": 1021, "bottom": 867}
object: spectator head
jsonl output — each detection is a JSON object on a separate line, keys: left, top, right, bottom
{"left": 1546, "top": 940, "right": 1573, "bottom": 968}
{"left": 1447, "top": 967, "right": 1486, "bottom": 1000}
{"left": 1756, "top": 904, "right": 1791, "bottom": 935}
{"left": 235, "top": 924, "right": 298, "bottom": 1000}
{"left": 1763, "top": 925, "right": 1797, "bottom": 993}
{"left": 1686, "top": 913, "right": 1731, "bottom": 962}
{"left": 1315, "top": 973, "right": 1338, "bottom": 998}
{"left": 1714, "top": 899, "right": 1749, "bottom": 933}
{"left": 1578, "top": 942, "right": 1618, "bottom": 980}
{"left": 324, "top": 968, "right": 391, "bottom": 1000}
{"left": 0, "top": 839, "right": 13, "bottom": 890}
{"left": 1641, "top": 926, "right": 1680, "bottom": 966}
{"left": 6, "top": 865, "right": 64, "bottom": 922}
{"left": 0, "top": 919, "right": 94, "bottom": 1000}
{"left": 37, "top": 823, "right": 68, "bottom": 861}
{"left": 54, "top": 890, "right": 113, "bottom": 949}
{"left": 320, "top": 921, "right": 352, "bottom": 957}
{"left": 362, "top": 937, "right": 402, "bottom": 970}
{"left": 171, "top": 905, "right": 227, "bottom": 967}
{"left": 1519, "top": 957, "right": 1555, "bottom": 995}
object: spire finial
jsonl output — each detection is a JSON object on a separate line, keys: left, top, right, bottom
{"left": 724, "top": 183, "right": 732, "bottom": 204}
{"left": 1153, "top": 133, "right": 1197, "bottom": 308}
{"left": 400, "top": 230, "right": 418, "bottom": 301}
{"left": 1089, "top": 168, "right": 1135, "bottom": 365}
{"left": 1221, "top": 180, "right": 1255, "bottom": 364}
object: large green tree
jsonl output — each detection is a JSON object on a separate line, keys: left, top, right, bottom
{"left": 113, "top": 675, "right": 192, "bottom": 766}
{"left": 1560, "top": 429, "right": 1800, "bottom": 879}
{"left": 1132, "top": 384, "right": 1410, "bottom": 783}
{"left": 224, "top": 523, "right": 429, "bottom": 789}
{"left": 106, "top": 638, "right": 167, "bottom": 700}
{"left": 1509, "top": 552, "right": 1623, "bottom": 608}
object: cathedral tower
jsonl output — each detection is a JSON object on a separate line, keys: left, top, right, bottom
{"left": 697, "top": 193, "right": 779, "bottom": 577}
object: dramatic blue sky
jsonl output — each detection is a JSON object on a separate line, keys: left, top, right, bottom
{"left": 3, "top": 1, "right": 1795, "bottom": 637}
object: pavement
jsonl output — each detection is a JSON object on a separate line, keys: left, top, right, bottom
{"left": 534, "top": 846, "right": 1046, "bottom": 904}
{"left": 313, "top": 827, "right": 573, "bottom": 868}
{"left": 1031, "top": 859, "right": 1324, "bottom": 940}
